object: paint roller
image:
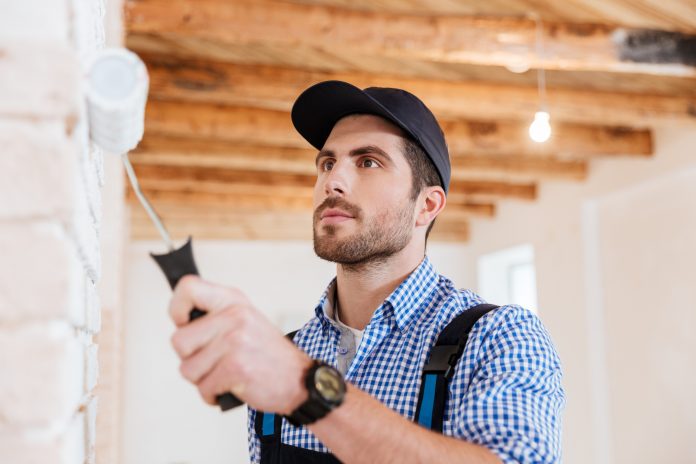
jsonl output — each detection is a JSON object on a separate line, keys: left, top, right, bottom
{"left": 84, "top": 48, "right": 242, "bottom": 411}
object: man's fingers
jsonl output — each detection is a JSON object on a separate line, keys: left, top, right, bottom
{"left": 171, "top": 307, "right": 248, "bottom": 358}
{"left": 178, "top": 332, "right": 227, "bottom": 383}
{"left": 197, "top": 354, "right": 248, "bottom": 405}
{"left": 171, "top": 316, "right": 219, "bottom": 359}
{"left": 168, "top": 275, "right": 249, "bottom": 327}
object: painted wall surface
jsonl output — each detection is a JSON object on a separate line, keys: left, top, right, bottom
{"left": 0, "top": 1, "right": 110, "bottom": 462}
{"left": 122, "top": 241, "right": 471, "bottom": 463}
{"left": 597, "top": 168, "right": 696, "bottom": 463}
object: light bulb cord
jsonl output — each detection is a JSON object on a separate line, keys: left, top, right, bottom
{"left": 532, "top": 13, "right": 547, "bottom": 113}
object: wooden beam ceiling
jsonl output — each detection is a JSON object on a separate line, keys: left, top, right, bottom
{"left": 126, "top": 0, "right": 696, "bottom": 77}
{"left": 287, "top": 0, "right": 696, "bottom": 32}
{"left": 123, "top": 0, "right": 689, "bottom": 242}
{"left": 143, "top": 57, "right": 696, "bottom": 127}
{"left": 128, "top": 33, "right": 696, "bottom": 97}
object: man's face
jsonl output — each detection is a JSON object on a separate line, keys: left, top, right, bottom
{"left": 312, "top": 114, "right": 417, "bottom": 265}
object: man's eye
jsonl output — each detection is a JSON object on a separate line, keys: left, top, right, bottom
{"left": 360, "top": 158, "right": 379, "bottom": 168}
{"left": 322, "top": 160, "right": 335, "bottom": 171}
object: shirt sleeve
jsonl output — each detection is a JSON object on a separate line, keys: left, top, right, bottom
{"left": 247, "top": 406, "right": 261, "bottom": 464}
{"left": 451, "top": 305, "right": 566, "bottom": 464}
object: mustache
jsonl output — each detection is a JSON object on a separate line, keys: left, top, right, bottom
{"left": 314, "top": 197, "right": 362, "bottom": 221}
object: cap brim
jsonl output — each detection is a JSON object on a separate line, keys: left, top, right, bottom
{"left": 291, "top": 80, "right": 415, "bottom": 151}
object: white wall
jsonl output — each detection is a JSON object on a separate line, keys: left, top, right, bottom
{"left": 0, "top": 1, "right": 108, "bottom": 463}
{"left": 597, "top": 168, "right": 696, "bottom": 463}
{"left": 463, "top": 126, "right": 696, "bottom": 464}
{"left": 122, "top": 240, "right": 471, "bottom": 463}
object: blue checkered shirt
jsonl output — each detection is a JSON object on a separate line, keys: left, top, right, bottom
{"left": 247, "top": 257, "right": 565, "bottom": 463}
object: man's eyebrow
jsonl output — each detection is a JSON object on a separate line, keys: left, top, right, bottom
{"left": 349, "top": 145, "right": 393, "bottom": 161}
{"left": 315, "top": 145, "right": 393, "bottom": 166}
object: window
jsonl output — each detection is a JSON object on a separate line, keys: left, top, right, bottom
{"left": 477, "top": 244, "right": 538, "bottom": 314}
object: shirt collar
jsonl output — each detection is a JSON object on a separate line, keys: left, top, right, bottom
{"left": 314, "top": 278, "right": 338, "bottom": 333}
{"left": 383, "top": 256, "right": 439, "bottom": 332}
{"left": 313, "top": 256, "right": 440, "bottom": 333}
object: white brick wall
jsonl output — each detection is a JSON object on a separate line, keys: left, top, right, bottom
{"left": 0, "top": 0, "right": 107, "bottom": 462}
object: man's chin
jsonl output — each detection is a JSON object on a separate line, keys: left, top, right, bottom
{"left": 313, "top": 235, "right": 353, "bottom": 263}
{"left": 314, "top": 222, "right": 353, "bottom": 238}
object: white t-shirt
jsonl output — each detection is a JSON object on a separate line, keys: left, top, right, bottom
{"left": 334, "top": 304, "right": 364, "bottom": 349}
{"left": 323, "top": 284, "right": 365, "bottom": 375}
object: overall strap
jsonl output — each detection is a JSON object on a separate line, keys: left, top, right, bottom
{"left": 256, "top": 330, "right": 300, "bottom": 443}
{"left": 414, "top": 303, "right": 499, "bottom": 432}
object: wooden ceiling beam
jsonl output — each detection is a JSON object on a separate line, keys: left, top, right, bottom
{"left": 451, "top": 155, "right": 587, "bottom": 181}
{"left": 125, "top": 0, "right": 696, "bottom": 77}
{"left": 126, "top": 187, "right": 314, "bottom": 211}
{"left": 144, "top": 100, "right": 654, "bottom": 157}
{"left": 132, "top": 135, "right": 317, "bottom": 174}
{"left": 282, "top": 0, "right": 696, "bottom": 33}
{"left": 130, "top": 206, "right": 313, "bottom": 241}
{"left": 142, "top": 57, "right": 696, "bottom": 126}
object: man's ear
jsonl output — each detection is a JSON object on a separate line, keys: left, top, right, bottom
{"left": 415, "top": 186, "right": 446, "bottom": 228}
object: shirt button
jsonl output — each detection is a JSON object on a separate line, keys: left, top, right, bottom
{"left": 338, "top": 347, "right": 348, "bottom": 355}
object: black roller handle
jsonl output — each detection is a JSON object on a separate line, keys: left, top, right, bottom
{"left": 151, "top": 237, "right": 244, "bottom": 411}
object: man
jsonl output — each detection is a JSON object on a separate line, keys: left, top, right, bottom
{"left": 168, "top": 81, "right": 565, "bottom": 463}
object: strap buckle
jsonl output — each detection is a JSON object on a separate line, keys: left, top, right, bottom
{"left": 423, "top": 345, "right": 459, "bottom": 379}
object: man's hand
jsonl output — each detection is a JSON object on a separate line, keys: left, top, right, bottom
{"left": 168, "top": 275, "right": 312, "bottom": 415}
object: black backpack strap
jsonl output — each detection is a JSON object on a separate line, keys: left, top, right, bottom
{"left": 414, "top": 303, "right": 499, "bottom": 432}
{"left": 256, "top": 329, "right": 301, "bottom": 447}
{"left": 286, "top": 329, "right": 299, "bottom": 343}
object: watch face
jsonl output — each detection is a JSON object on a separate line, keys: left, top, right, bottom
{"left": 313, "top": 366, "right": 345, "bottom": 403}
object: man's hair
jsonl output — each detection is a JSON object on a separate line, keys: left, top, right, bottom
{"left": 401, "top": 137, "right": 442, "bottom": 241}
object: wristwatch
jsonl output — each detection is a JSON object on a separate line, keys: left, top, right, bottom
{"left": 286, "top": 360, "right": 346, "bottom": 426}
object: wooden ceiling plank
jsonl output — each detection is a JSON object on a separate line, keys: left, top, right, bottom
{"left": 131, "top": 136, "right": 318, "bottom": 174}
{"left": 130, "top": 208, "right": 313, "bottom": 241}
{"left": 129, "top": 34, "right": 696, "bottom": 97}
{"left": 143, "top": 100, "right": 654, "bottom": 157}
{"left": 286, "top": 0, "right": 696, "bottom": 33}
{"left": 126, "top": 187, "right": 315, "bottom": 210}
{"left": 125, "top": 0, "right": 696, "bottom": 77}
{"left": 142, "top": 57, "right": 696, "bottom": 126}
{"left": 451, "top": 155, "right": 587, "bottom": 181}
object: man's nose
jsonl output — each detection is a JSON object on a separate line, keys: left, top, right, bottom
{"left": 322, "top": 162, "right": 351, "bottom": 197}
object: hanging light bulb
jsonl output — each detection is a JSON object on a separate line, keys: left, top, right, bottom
{"left": 529, "top": 111, "right": 551, "bottom": 143}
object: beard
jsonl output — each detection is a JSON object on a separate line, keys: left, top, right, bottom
{"left": 313, "top": 196, "right": 415, "bottom": 268}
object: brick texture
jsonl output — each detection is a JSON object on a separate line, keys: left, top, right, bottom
{"left": 0, "top": 121, "right": 77, "bottom": 222}
{"left": 0, "top": 0, "right": 108, "bottom": 462}
{"left": 0, "top": 0, "right": 71, "bottom": 42}
{"left": 0, "top": 223, "right": 84, "bottom": 325}
{"left": 0, "top": 44, "right": 80, "bottom": 119}
{"left": 0, "top": 322, "right": 84, "bottom": 429}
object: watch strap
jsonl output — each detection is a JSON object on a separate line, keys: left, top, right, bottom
{"left": 286, "top": 361, "right": 344, "bottom": 427}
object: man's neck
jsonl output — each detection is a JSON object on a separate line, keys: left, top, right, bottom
{"left": 334, "top": 242, "right": 425, "bottom": 330}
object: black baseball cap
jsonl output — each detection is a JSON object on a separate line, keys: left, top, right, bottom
{"left": 291, "top": 80, "right": 451, "bottom": 194}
